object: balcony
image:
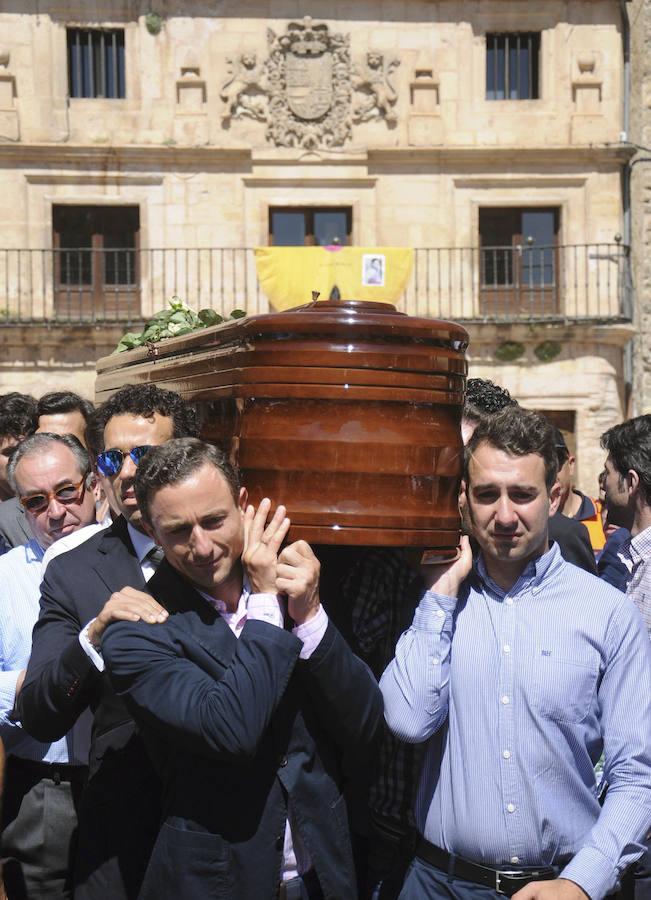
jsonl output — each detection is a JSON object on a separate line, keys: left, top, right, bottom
{"left": 0, "top": 244, "right": 632, "bottom": 326}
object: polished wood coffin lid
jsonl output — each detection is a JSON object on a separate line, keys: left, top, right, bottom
{"left": 96, "top": 300, "right": 469, "bottom": 549}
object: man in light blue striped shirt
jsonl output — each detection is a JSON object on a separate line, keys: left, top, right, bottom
{"left": 381, "top": 407, "right": 651, "bottom": 900}
{"left": 0, "top": 432, "right": 97, "bottom": 898}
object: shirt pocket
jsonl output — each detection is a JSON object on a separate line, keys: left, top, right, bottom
{"left": 530, "top": 649, "right": 600, "bottom": 725}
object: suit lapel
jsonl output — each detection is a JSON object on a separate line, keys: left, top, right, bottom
{"left": 93, "top": 516, "right": 146, "bottom": 595}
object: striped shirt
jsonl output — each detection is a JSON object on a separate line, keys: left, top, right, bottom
{"left": 618, "top": 525, "right": 651, "bottom": 635}
{"left": 380, "top": 542, "right": 651, "bottom": 900}
{"left": 0, "top": 539, "right": 89, "bottom": 764}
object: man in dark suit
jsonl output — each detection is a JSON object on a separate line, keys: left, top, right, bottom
{"left": 18, "top": 384, "right": 198, "bottom": 900}
{"left": 102, "top": 438, "right": 384, "bottom": 900}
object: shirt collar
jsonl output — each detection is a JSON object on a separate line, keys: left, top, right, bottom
{"left": 622, "top": 524, "right": 651, "bottom": 567}
{"left": 26, "top": 538, "right": 45, "bottom": 564}
{"left": 126, "top": 521, "right": 156, "bottom": 563}
{"left": 475, "top": 541, "right": 563, "bottom": 597}
{"left": 198, "top": 577, "right": 250, "bottom": 616}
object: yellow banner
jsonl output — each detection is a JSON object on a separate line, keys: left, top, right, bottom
{"left": 254, "top": 246, "right": 414, "bottom": 311}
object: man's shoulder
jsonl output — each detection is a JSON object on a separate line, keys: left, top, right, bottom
{"left": 42, "top": 522, "right": 110, "bottom": 573}
{"left": 0, "top": 540, "right": 37, "bottom": 577}
{"left": 43, "top": 518, "right": 132, "bottom": 585}
{"left": 554, "top": 554, "right": 631, "bottom": 610}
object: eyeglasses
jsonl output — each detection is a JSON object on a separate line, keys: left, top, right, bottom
{"left": 96, "top": 445, "right": 152, "bottom": 477}
{"left": 19, "top": 473, "right": 89, "bottom": 514}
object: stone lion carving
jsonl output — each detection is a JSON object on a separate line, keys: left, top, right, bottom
{"left": 352, "top": 51, "right": 400, "bottom": 125}
{"left": 220, "top": 53, "right": 267, "bottom": 121}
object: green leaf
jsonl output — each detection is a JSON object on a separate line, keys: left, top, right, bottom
{"left": 229, "top": 308, "right": 247, "bottom": 319}
{"left": 198, "top": 309, "right": 223, "bottom": 326}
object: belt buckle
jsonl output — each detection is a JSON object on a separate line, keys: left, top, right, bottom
{"left": 495, "top": 870, "right": 523, "bottom": 895}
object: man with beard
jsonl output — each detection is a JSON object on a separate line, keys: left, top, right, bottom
{"left": 381, "top": 407, "right": 651, "bottom": 900}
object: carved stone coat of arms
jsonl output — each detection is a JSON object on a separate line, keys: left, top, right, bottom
{"left": 220, "top": 17, "right": 400, "bottom": 149}
{"left": 265, "top": 17, "right": 352, "bottom": 149}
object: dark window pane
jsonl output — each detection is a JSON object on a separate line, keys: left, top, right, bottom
{"left": 271, "top": 212, "right": 307, "bottom": 246}
{"left": 314, "top": 211, "right": 348, "bottom": 246}
{"left": 67, "top": 29, "right": 125, "bottom": 99}
{"left": 521, "top": 210, "right": 556, "bottom": 285}
{"left": 53, "top": 205, "right": 139, "bottom": 287}
{"left": 486, "top": 32, "right": 539, "bottom": 100}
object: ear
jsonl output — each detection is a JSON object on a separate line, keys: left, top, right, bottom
{"left": 568, "top": 455, "right": 576, "bottom": 476}
{"left": 549, "top": 479, "right": 562, "bottom": 516}
{"left": 627, "top": 469, "right": 640, "bottom": 498}
{"left": 238, "top": 486, "right": 248, "bottom": 512}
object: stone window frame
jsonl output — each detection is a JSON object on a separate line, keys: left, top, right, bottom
{"left": 268, "top": 207, "right": 353, "bottom": 247}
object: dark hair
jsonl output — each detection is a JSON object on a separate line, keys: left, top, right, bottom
{"left": 601, "top": 415, "right": 651, "bottom": 506}
{"left": 465, "top": 406, "right": 559, "bottom": 492}
{"left": 0, "top": 393, "right": 38, "bottom": 442}
{"left": 8, "top": 432, "right": 90, "bottom": 492}
{"left": 463, "top": 378, "right": 518, "bottom": 426}
{"left": 135, "top": 438, "right": 240, "bottom": 523}
{"left": 88, "top": 384, "right": 198, "bottom": 460}
{"left": 37, "top": 391, "right": 94, "bottom": 423}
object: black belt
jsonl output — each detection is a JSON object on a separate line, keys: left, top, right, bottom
{"left": 416, "top": 837, "right": 565, "bottom": 897}
{"left": 8, "top": 756, "right": 87, "bottom": 785}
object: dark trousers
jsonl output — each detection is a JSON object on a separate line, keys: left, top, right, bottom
{"left": 1, "top": 757, "right": 85, "bottom": 900}
{"left": 619, "top": 836, "right": 651, "bottom": 900}
{"left": 399, "top": 856, "right": 516, "bottom": 900}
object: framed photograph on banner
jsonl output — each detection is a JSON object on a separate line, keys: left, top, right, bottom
{"left": 362, "top": 254, "right": 386, "bottom": 287}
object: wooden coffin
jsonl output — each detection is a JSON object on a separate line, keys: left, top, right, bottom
{"left": 95, "top": 300, "right": 468, "bottom": 551}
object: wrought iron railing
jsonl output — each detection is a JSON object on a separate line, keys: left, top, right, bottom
{"left": 0, "top": 243, "right": 632, "bottom": 326}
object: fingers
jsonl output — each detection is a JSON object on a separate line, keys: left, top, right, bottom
{"left": 278, "top": 541, "right": 316, "bottom": 567}
{"left": 263, "top": 504, "right": 290, "bottom": 552}
{"left": 101, "top": 590, "right": 168, "bottom": 625}
{"left": 248, "top": 497, "right": 272, "bottom": 547}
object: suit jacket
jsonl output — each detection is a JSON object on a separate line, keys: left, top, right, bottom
{"left": 18, "top": 516, "right": 161, "bottom": 900}
{"left": 102, "top": 561, "right": 384, "bottom": 900}
{"left": 0, "top": 496, "right": 33, "bottom": 548}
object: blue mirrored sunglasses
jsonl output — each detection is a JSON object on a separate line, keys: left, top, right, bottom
{"left": 96, "top": 445, "right": 153, "bottom": 477}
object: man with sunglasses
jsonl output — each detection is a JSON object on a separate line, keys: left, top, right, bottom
{"left": 0, "top": 432, "right": 97, "bottom": 898}
{"left": 18, "top": 384, "right": 198, "bottom": 900}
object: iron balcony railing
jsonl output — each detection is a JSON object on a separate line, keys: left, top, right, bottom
{"left": 0, "top": 243, "right": 632, "bottom": 326}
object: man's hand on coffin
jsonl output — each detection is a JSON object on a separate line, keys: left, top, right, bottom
{"left": 242, "top": 498, "right": 290, "bottom": 595}
{"left": 276, "top": 541, "right": 321, "bottom": 627}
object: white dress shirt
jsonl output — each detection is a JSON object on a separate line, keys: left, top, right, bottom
{"left": 0, "top": 539, "right": 89, "bottom": 764}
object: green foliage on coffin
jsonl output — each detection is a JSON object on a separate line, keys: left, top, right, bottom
{"left": 113, "top": 297, "right": 246, "bottom": 353}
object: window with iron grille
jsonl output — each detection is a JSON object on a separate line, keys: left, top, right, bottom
{"left": 486, "top": 33, "right": 540, "bottom": 100}
{"left": 53, "top": 206, "right": 139, "bottom": 288}
{"left": 67, "top": 28, "right": 125, "bottom": 99}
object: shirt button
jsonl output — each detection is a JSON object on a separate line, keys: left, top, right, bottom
{"left": 505, "top": 597, "right": 514, "bottom": 606}
{"left": 431, "top": 657, "right": 440, "bottom": 666}
{"left": 436, "top": 609, "right": 445, "bottom": 618}
{"left": 279, "top": 756, "right": 288, "bottom": 767}
{"left": 511, "top": 857, "right": 520, "bottom": 864}
{"left": 502, "top": 750, "right": 511, "bottom": 759}
{"left": 501, "top": 695, "right": 510, "bottom": 705}
{"left": 507, "top": 803, "right": 516, "bottom": 813}
{"left": 503, "top": 644, "right": 511, "bottom": 654}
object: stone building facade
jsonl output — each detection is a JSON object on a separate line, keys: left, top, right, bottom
{"left": 0, "top": 0, "right": 635, "bottom": 492}
{"left": 630, "top": 0, "right": 651, "bottom": 416}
